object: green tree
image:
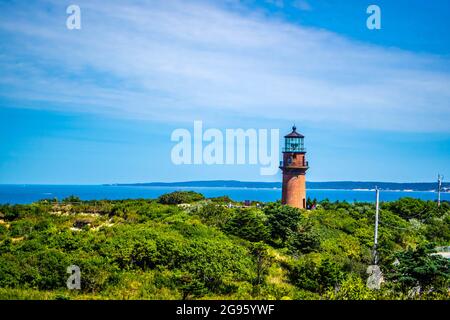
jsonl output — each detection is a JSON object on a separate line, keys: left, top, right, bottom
{"left": 250, "top": 242, "right": 273, "bottom": 287}
{"left": 386, "top": 244, "right": 450, "bottom": 295}
{"left": 264, "top": 203, "right": 302, "bottom": 245}
{"left": 287, "top": 221, "right": 320, "bottom": 255}
{"left": 174, "top": 271, "right": 208, "bottom": 300}
{"left": 223, "top": 208, "right": 269, "bottom": 242}
{"left": 424, "top": 215, "right": 450, "bottom": 244}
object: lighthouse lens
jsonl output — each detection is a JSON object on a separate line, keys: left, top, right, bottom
{"left": 285, "top": 137, "right": 304, "bottom": 152}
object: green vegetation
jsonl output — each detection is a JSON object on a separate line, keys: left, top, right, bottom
{"left": 158, "top": 191, "right": 205, "bottom": 205}
{"left": 0, "top": 193, "right": 449, "bottom": 300}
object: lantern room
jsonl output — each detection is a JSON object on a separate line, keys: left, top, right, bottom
{"left": 283, "top": 126, "right": 305, "bottom": 153}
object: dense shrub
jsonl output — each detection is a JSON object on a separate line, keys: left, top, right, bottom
{"left": 223, "top": 208, "right": 270, "bottom": 242}
{"left": 384, "top": 198, "right": 441, "bottom": 221}
{"left": 287, "top": 225, "right": 320, "bottom": 255}
{"left": 198, "top": 203, "right": 232, "bottom": 227}
{"left": 158, "top": 191, "right": 205, "bottom": 205}
{"left": 324, "top": 275, "right": 379, "bottom": 300}
{"left": 62, "top": 195, "right": 81, "bottom": 203}
{"left": 0, "top": 205, "right": 20, "bottom": 221}
{"left": 289, "top": 257, "right": 345, "bottom": 294}
{"left": 385, "top": 244, "right": 450, "bottom": 295}
{"left": 264, "top": 203, "right": 302, "bottom": 245}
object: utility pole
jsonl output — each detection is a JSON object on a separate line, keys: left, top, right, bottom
{"left": 367, "top": 186, "right": 383, "bottom": 289}
{"left": 373, "top": 186, "right": 380, "bottom": 265}
{"left": 437, "top": 174, "right": 443, "bottom": 207}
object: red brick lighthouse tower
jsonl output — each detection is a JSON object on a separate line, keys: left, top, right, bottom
{"left": 280, "top": 126, "right": 309, "bottom": 209}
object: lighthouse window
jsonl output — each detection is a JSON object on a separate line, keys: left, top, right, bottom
{"left": 285, "top": 137, "right": 305, "bottom": 152}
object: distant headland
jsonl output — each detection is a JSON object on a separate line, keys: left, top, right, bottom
{"left": 112, "top": 180, "right": 449, "bottom": 192}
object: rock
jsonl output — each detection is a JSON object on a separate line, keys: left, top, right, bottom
{"left": 366, "top": 265, "right": 384, "bottom": 290}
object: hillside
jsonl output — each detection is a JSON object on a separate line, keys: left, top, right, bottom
{"left": 0, "top": 192, "right": 449, "bottom": 300}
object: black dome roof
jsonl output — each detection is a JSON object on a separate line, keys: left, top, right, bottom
{"left": 284, "top": 125, "right": 304, "bottom": 138}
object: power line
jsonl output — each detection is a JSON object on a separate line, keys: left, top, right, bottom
{"left": 372, "top": 187, "right": 379, "bottom": 265}
{"left": 378, "top": 221, "right": 414, "bottom": 231}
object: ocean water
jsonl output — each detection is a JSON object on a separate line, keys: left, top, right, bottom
{"left": 0, "top": 185, "right": 448, "bottom": 204}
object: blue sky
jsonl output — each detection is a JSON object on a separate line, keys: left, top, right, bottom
{"left": 0, "top": 0, "right": 449, "bottom": 184}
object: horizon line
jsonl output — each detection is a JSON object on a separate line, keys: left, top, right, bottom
{"left": 0, "top": 179, "right": 446, "bottom": 186}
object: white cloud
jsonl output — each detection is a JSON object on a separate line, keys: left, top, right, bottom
{"left": 291, "top": 0, "right": 312, "bottom": 11}
{"left": 266, "top": 0, "right": 285, "bottom": 8}
{"left": 0, "top": 0, "right": 449, "bottom": 132}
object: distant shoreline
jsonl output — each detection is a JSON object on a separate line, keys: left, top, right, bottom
{"left": 0, "top": 180, "right": 448, "bottom": 193}
{"left": 111, "top": 186, "right": 442, "bottom": 193}
{"left": 111, "top": 180, "right": 449, "bottom": 192}
{"left": 0, "top": 185, "right": 445, "bottom": 193}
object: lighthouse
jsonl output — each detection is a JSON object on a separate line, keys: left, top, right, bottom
{"left": 280, "top": 126, "right": 309, "bottom": 209}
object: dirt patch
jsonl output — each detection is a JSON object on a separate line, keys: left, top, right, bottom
{"left": 11, "top": 237, "right": 24, "bottom": 243}
{"left": 0, "top": 219, "right": 10, "bottom": 228}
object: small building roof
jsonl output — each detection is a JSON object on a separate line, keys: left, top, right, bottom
{"left": 284, "top": 125, "right": 304, "bottom": 138}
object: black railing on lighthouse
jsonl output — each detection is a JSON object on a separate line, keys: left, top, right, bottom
{"left": 282, "top": 147, "right": 306, "bottom": 152}
{"left": 280, "top": 160, "right": 309, "bottom": 167}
